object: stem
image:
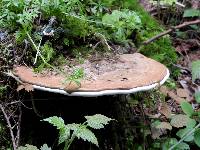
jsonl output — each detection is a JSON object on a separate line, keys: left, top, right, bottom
{"left": 26, "top": 32, "right": 45, "bottom": 64}
{"left": 26, "top": 32, "right": 66, "bottom": 75}
{"left": 15, "top": 104, "right": 22, "bottom": 147}
{"left": 94, "top": 33, "right": 113, "bottom": 51}
{"left": 0, "top": 104, "right": 17, "bottom": 150}
{"left": 26, "top": 32, "right": 54, "bottom": 69}
{"left": 64, "top": 133, "right": 76, "bottom": 150}
{"left": 33, "top": 37, "right": 42, "bottom": 65}
{"left": 169, "top": 123, "right": 200, "bottom": 150}
{"left": 64, "top": 122, "right": 87, "bottom": 150}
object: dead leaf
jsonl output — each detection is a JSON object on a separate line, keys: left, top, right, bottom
{"left": 17, "top": 85, "right": 25, "bottom": 91}
{"left": 160, "top": 103, "right": 171, "bottom": 118}
{"left": 24, "top": 84, "right": 34, "bottom": 92}
{"left": 156, "top": 122, "right": 172, "bottom": 130}
{"left": 191, "top": 0, "right": 200, "bottom": 9}
{"left": 151, "top": 127, "right": 167, "bottom": 139}
{"left": 177, "top": 88, "right": 189, "bottom": 98}
{"left": 159, "top": 86, "right": 169, "bottom": 96}
{"left": 175, "top": 43, "right": 190, "bottom": 54}
{"left": 170, "top": 114, "right": 190, "bottom": 128}
{"left": 17, "top": 83, "right": 34, "bottom": 92}
{"left": 168, "top": 91, "right": 184, "bottom": 104}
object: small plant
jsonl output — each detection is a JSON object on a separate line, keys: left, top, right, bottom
{"left": 64, "top": 67, "right": 84, "bottom": 87}
{"left": 156, "top": 96, "right": 200, "bottom": 150}
{"left": 102, "top": 9, "right": 141, "bottom": 42}
{"left": 166, "top": 100, "right": 200, "bottom": 150}
{"left": 165, "top": 78, "right": 176, "bottom": 89}
{"left": 42, "top": 114, "right": 114, "bottom": 150}
{"left": 17, "top": 144, "right": 51, "bottom": 150}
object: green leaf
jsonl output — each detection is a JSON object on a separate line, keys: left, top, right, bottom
{"left": 162, "top": 138, "right": 178, "bottom": 150}
{"left": 176, "top": 128, "right": 194, "bottom": 142}
{"left": 60, "top": 123, "right": 81, "bottom": 143}
{"left": 181, "top": 101, "right": 194, "bottom": 117}
{"left": 66, "top": 123, "right": 81, "bottom": 131}
{"left": 85, "top": 114, "right": 113, "bottom": 129}
{"left": 195, "top": 91, "right": 200, "bottom": 103}
{"left": 186, "top": 118, "right": 196, "bottom": 129}
{"left": 170, "top": 114, "right": 190, "bottom": 128}
{"left": 58, "top": 126, "right": 70, "bottom": 145}
{"left": 74, "top": 127, "right": 99, "bottom": 147}
{"left": 176, "top": 142, "right": 190, "bottom": 150}
{"left": 189, "top": 25, "right": 199, "bottom": 30}
{"left": 40, "top": 144, "right": 51, "bottom": 150}
{"left": 151, "top": 120, "right": 161, "bottom": 127}
{"left": 162, "top": 138, "right": 190, "bottom": 150}
{"left": 17, "top": 144, "right": 39, "bottom": 150}
{"left": 42, "top": 116, "right": 65, "bottom": 129}
{"left": 183, "top": 9, "right": 200, "bottom": 18}
{"left": 102, "top": 9, "right": 141, "bottom": 41}
{"left": 192, "top": 60, "right": 200, "bottom": 82}
{"left": 194, "top": 128, "right": 200, "bottom": 147}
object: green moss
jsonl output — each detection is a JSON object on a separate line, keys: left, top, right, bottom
{"left": 140, "top": 38, "right": 177, "bottom": 67}
{"left": 116, "top": 0, "right": 178, "bottom": 66}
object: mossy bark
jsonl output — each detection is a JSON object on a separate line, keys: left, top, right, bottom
{"left": 107, "top": 95, "right": 136, "bottom": 150}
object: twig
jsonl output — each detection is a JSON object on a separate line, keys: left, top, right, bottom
{"left": 92, "top": 41, "right": 101, "bottom": 51}
{"left": 26, "top": 32, "right": 66, "bottom": 75}
{"left": 16, "top": 104, "right": 22, "bottom": 147}
{"left": 0, "top": 104, "right": 17, "bottom": 150}
{"left": 34, "top": 37, "right": 42, "bottom": 65}
{"left": 175, "top": 2, "right": 185, "bottom": 7}
{"left": 94, "top": 33, "right": 114, "bottom": 51}
{"left": 143, "top": 19, "right": 200, "bottom": 45}
{"left": 173, "top": 64, "right": 190, "bottom": 72}
{"left": 17, "top": 39, "right": 28, "bottom": 63}
{"left": 30, "top": 93, "right": 43, "bottom": 118}
{"left": 6, "top": 101, "right": 20, "bottom": 106}
{"left": 3, "top": 71, "right": 23, "bottom": 84}
{"left": 26, "top": 32, "right": 48, "bottom": 66}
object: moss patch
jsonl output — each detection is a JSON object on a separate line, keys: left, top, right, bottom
{"left": 121, "top": 0, "right": 178, "bottom": 66}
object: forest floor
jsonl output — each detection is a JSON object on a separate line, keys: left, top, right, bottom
{"left": 140, "top": 0, "right": 200, "bottom": 109}
{"left": 1, "top": 1, "right": 200, "bottom": 150}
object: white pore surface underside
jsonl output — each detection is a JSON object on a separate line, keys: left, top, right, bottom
{"left": 32, "top": 69, "right": 170, "bottom": 97}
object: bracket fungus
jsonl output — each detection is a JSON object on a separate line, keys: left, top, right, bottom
{"left": 13, "top": 53, "right": 169, "bottom": 97}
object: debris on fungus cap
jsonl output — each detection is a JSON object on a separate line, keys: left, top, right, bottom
{"left": 13, "top": 53, "right": 169, "bottom": 97}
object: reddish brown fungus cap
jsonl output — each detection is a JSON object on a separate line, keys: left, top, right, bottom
{"left": 13, "top": 53, "right": 169, "bottom": 96}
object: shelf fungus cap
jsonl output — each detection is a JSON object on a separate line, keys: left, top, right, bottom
{"left": 13, "top": 53, "right": 169, "bottom": 97}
